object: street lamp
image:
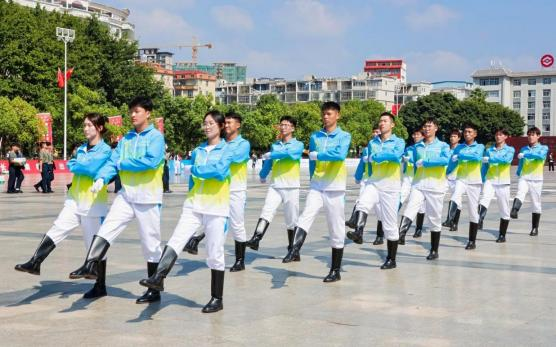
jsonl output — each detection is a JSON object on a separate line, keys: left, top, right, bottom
{"left": 56, "top": 27, "right": 75, "bottom": 160}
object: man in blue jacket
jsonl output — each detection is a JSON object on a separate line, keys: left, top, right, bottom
{"left": 283, "top": 102, "right": 351, "bottom": 283}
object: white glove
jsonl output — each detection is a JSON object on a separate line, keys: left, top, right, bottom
{"left": 262, "top": 152, "right": 271, "bottom": 160}
{"left": 355, "top": 179, "right": 361, "bottom": 185}
{"left": 451, "top": 155, "right": 458, "bottom": 162}
{"left": 518, "top": 153, "right": 524, "bottom": 159}
{"left": 402, "top": 156, "right": 410, "bottom": 163}
{"left": 260, "top": 177, "right": 267, "bottom": 184}
{"left": 183, "top": 164, "right": 192, "bottom": 175}
{"left": 116, "top": 159, "right": 122, "bottom": 171}
{"left": 309, "top": 151, "right": 318, "bottom": 161}
{"left": 482, "top": 156, "right": 489, "bottom": 163}
{"left": 90, "top": 179, "right": 104, "bottom": 193}
{"left": 362, "top": 155, "right": 369, "bottom": 163}
{"left": 368, "top": 155, "right": 373, "bottom": 163}
{"left": 416, "top": 159, "right": 424, "bottom": 167}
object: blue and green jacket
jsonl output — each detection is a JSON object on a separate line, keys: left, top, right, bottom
{"left": 481, "top": 144, "right": 515, "bottom": 185}
{"left": 366, "top": 134, "right": 405, "bottom": 190}
{"left": 260, "top": 138, "right": 304, "bottom": 188}
{"left": 227, "top": 135, "right": 251, "bottom": 192}
{"left": 309, "top": 127, "right": 351, "bottom": 191}
{"left": 453, "top": 141, "right": 485, "bottom": 184}
{"left": 410, "top": 137, "right": 450, "bottom": 192}
{"left": 517, "top": 143, "right": 548, "bottom": 181}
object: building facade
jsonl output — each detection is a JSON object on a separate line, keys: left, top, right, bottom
{"left": 14, "top": 0, "right": 134, "bottom": 39}
{"left": 174, "top": 62, "right": 247, "bottom": 83}
{"left": 472, "top": 68, "right": 556, "bottom": 135}
{"left": 216, "top": 75, "right": 397, "bottom": 108}
{"left": 137, "top": 48, "right": 175, "bottom": 95}
{"left": 174, "top": 71, "right": 216, "bottom": 98}
{"left": 430, "top": 81, "right": 474, "bottom": 100}
{"left": 364, "top": 59, "right": 407, "bottom": 83}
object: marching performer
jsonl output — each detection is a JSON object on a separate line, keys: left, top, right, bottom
{"left": 346, "top": 112, "right": 404, "bottom": 269}
{"left": 477, "top": 128, "right": 515, "bottom": 242}
{"left": 139, "top": 110, "right": 234, "bottom": 313}
{"left": 399, "top": 118, "right": 450, "bottom": 259}
{"left": 246, "top": 116, "right": 304, "bottom": 252}
{"left": 442, "top": 129, "right": 462, "bottom": 231}
{"left": 445, "top": 123, "right": 485, "bottom": 250}
{"left": 283, "top": 102, "right": 351, "bottom": 283}
{"left": 15, "top": 113, "right": 112, "bottom": 298}
{"left": 68, "top": 96, "right": 166, "bottom": 304}
{"left": 510, "top": 127, "right": 548, "bottom": 236}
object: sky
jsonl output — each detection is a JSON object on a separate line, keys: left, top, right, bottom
{"left": 105, "top": 0, "right": 556, "bottom": 82}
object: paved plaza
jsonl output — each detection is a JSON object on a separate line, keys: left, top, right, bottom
{"left": 1, "top": 167, "right": 555, "bottom": 346}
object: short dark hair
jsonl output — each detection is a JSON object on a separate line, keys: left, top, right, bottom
{"left": 380, "top": 111, "right": 395, "bottom": 122}
{"left": 225, "top": 111, "right": 243, "bottom": 124}
{"left": 46, "top": 142, "right": 52, "bottom": 146}
{"left": 494, "top": 128, "right": 509, "bottom": 136}
{"left": 205, "top": 110, "right": 225, "bottom": 127}
{"left": 527, "top": 127, "right": 541, "bottom": 136}
{"left": 422, "top": 117, "right": 439, "bottom": 128}
{"left": 11, "top": 143, "right": 20, "bottom": 148}
{"left": 412, "top": 128, "right": 425, "bottom": 136}
{"left": 450, "top": 128, "right": 462, "bottom": 137}
{"left": 463, "top": 122, "right": 478, "bottom": 132}
{"left": 280, "top": 115, "right": 297, "bottom": 127}
{"left": 128, "top": 96, "right": 153, "bottom": 111}
{"left": 85, "top": 112, "right": 107, "bottom": 134}
{"left": 321, "top": 101, "right": 341, "bottom": 113}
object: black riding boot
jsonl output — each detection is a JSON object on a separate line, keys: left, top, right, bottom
{"left": 496, "top": 219, "right": 509, "bottom": 243}
{"left": 136, "top": 262, "right": 162, "bottom": 304}
{"left": 510, "top": 198, "right": 522, "bottom": 219}
{"left": 139, "top": 246, "right": 178, "bottom": 292}
{"left": 323, "top": 248, "right": 343, "bottom": 282}
{"left": 380, "top": 240, "right": 398, "bottom": 269}
{"left": 465, "top": 222, "right": 478, "bottom": 250}
{"left": 413, "top": 213, "right": 425, "bottom": 238}
{"left": 478, "top": 205, "right": 488, "bottom": 230}
{"left": 287, "top": 229, "right": 295, "bottom": 252}
{"left": 442, "top": 201, "right": 454, "bottom": 227}
{"left": 373, "top": 221, "right": 384, "bottom": 245}
{"left": 230, "top": 241, "right": 246, "bottom": 272}
{"left": 398, "top": 216, "right": 413, "bottom": 245}
{"left": 446, "top": 202, "right": 460, "bottom": 231}
{"left": 282, "top": 227, "right": 307, "bottom": 263}
{"left": 183, "top": 232, "right": 206, "bottom": 255}
{"left": 345, "top": 205, "right": 358, "bottom": 229}
{"left": 69, "top": 236, "right": 110, "bottom": 280}
{"left": 83, "top": 260, "right": 107, "bottom": 299}
{"left": 246, "top": 218, "right": 270, "bottom": 251}
{"left": 202, "top": 269, "right": 224, "bottom": 313}
{"left": 530, "top": 213, "right": 540, "bottom": 236}
{"left": 15, "top": 235, "right": 56, "bottom": 275}
{"left": 426, "top": 231, "right": 440, "bottom": 260}
{"left": 346, "top": 210, "right": 367, "bottom": 244}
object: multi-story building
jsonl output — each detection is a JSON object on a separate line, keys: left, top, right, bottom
{"left": 137, "top": 48, "right": 174, "bottom": 95}
{"left": 174, "top": 62, "right": 247, "bottom": 83}
{"left": 472, "top": 67, "right": 556, "bottom": 135}
{"left": 174, "top": 71, "right": 216, "bottom": 98}
{"left": 430, "top": 81, "right": 474, "bottom": 100}
{"left": 14, "top": 0, "right": 134, "bottom": 39}
{"left": 216, "top": 74, "right": 397, "bottom": 109}
{"left": 364, "top": 59, "right": 407, "bottom": 83}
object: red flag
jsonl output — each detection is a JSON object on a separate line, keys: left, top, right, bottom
{"left": 57, "top": 68, "right": 64, "bottom": 88}
{"left": 65, "top": 67, "right": 74, "bottom": 83}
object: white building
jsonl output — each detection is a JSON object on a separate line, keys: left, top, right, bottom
{"left": 14, "top": 0, "right": 134, "bottom": 39}
{"left": 472, "top": 67, "right": 556, "bottom": 135}
{"left": 430, "top": 81, "right": 474, "bottom": 100}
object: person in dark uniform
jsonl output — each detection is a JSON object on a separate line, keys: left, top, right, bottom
{"left": 6, "top": 144, "right": 26, "bottom": 193}
{"left": 163, "top": 145, "right": 172, "bottom": 193}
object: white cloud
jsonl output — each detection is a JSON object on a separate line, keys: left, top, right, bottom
{"left": 404, "top": 50, "right": 472, "bottom": 81}
{"left": 405, "top": 4, "right": 458, "bottom": 30}
{"left": 130, "top": 9, "right": 196, "bottom": 47}
{"left": 210, "top": 5, "right": 254, "bottom": 31}
{"left": 273, "top": 0, "right": 351, "bottom": 38}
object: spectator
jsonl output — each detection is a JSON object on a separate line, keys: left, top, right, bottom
{"left": 6, "top": 143, "right": 26, "bottom": 193}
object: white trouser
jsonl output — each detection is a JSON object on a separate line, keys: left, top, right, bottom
{"left": 167, "top": 206, "right": 228, "bottom": 271}
{"left": 229, "top": 190, "right": 247, "bottom": 242}
{"left": 400, "top": 176, "right": 412, "bottom": 204}
{"left": 447, "top": 179, "right": 456, "bottom": 196}
{"left": 296, "top": 189, "right": 345, "bottom": 248}
{"left": 403, "top": 188, "right": 445, "bottom": 231}
{"left": 356, "top": 183, "right": 400, "bottom": 241}
{"left": 96, "top": 194, "right": 162, "bottom": 262}
{"left": 515, "top": 179, "right": 543, "bottom": 213}
{"left": 355, "top": 183, "right": 382, "bottom": 220}
{"left": 479, "top": 181, "right": 511, "bottom": 220}
{"left": 260, "top": 187, "right": 299, "bottom": 230}
{"left": 46, "top": 204, "right": 103, "bottom": 250}
{"left": 451, "top": 181, "right": 482, "bottom": 223}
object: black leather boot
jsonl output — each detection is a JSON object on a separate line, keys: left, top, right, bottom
{"left": 69, "top": 236, "right": 110, "bottom": 280}
{"left": 230, "top": 241, "right": 246, "bottom": 272}
{"left": 202, "top": 269, "right": 224, "bottom": 313}
{"left": 496, "top": 219, "right": 509, "bottom": 243}
{"left": 246, "top": 218, "right": 270, "bottom": 251}
{"left": 413, "top": 213, "right": 425, "bottom": 238}
{"left": 426, "top": 231, "right": 440, "bottom": 260}
{"left": 510, "top": 198, "right": 522, "bottom": 219}
{"left": 287, "top": 229, "right": 294, "bottom": 252}
{"left": 136, "top": 262, "right": 162, "bottom": 304}
{"left": 323, "top": 248, "right": 343, "bottom": 283}
{"left": 15, "top": 235, "right": 56, "bottom": 275}
{"left": 465, "top": 222, "right": 478, "bottom": 250}
{"left": 398, "top": 216, "right": 413, "bottom": 245}
{"left": 450, "top": 209, "right": 461, "bottom": 231}
{"left": 83, "top": 260, "right": 107, "bottom": 299}
{"left": 345, "top": 205, "right": 357, "bottom": 229}
{"left": 478, "top": 205, "right": 488, "bottom": 230}
{"left": 373, "top": 221, "right": 384, "bottom": 245}
{"left": 442, "top": 201, "right": 454, "bottom": 227}
{"left": 380, "top": 240, "right": 397, "bottom": 270}
{"left": 282, "top": 227, "right": 307, "bottom": 263}
{"left": 139, "top": 246, "right": 178, "bottom": 292}
{"left": 446, "top": 202, "right": 460, "bottom": 231}
{"left": 183, "top": 232, "right": 205, "bottom": 255}
{"left": 530, "top": 213, "right": 540, "bottom": 236}
{"left": 346, "top": 210, "right": 367, "bottom": 244}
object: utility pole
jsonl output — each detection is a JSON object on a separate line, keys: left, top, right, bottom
{"left": 56, "top": 27, "right": 75, "bottom": 160}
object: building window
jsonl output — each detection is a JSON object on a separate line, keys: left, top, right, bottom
{"left": 543, "top": 89, "right": 551, "bottom": 97}
{"left": 487, "top": 90, "right": 499, "bottom": 97}
{"left": 513, "top": 79, "right": 521, "bottom": 86}
{"left": 543, "top": 77, "right": 551, "bottom": 84}
{"left": 513, "top": 91, "right": 521, "bottom": 98}
{"left": 513, "top": 102, "right": 521, "bottom": 110}
{"left": 543, "top": 100, "right": 551, "bottom": 108}
{"left": 528, "top": 78, "right": 537, "bottom": 85}
{"left": 542, "top": 111, "right": 550, "bottom": 121}
{"left": 527, "top": 111, "right": 535, "bottom": 121}
{"left": 479, "top": 78, "right": 499, "bottom": 86}
{"left": 528, "top": 101, "right": 535, "bottom": 109}
{"left": 543, "top": 124, "right": 550, "bottom": 132}
{"left": 353, "top": 90, "right": 366, "bottom": 99}
{"left": 528, "top": 90, "right": 536, "bottom": 98}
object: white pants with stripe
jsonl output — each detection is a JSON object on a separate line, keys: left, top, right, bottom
{"left": 356, "top": 183, "right": 400, "bottom": 241}
{"left": 167, "top": 206, "right": 228, "bottom": 271}
{"left": 46, "top": 202, "right": 104, "bottom": 251}
{"left": 515, "top": 178, "right": 543, "bottom": 213}
{"left": 96, "top": 194, "right": 162, "bottom": 262}
{"left": 260, "top": 187, "right": 299, "bottom": 229}
{"left": 451, "top": 181, "right": 482, "bottom": 223}
{"left": 403, "top": 188, "right": 445, "bottom": 231}
{"left": 296, "top": 189, "right": 345, "bottom": 248}
{"left": 479, "top": 181, "right": 511, "bottom": 220}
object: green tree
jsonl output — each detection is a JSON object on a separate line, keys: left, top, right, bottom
{"left": 0, "top": 96, "right": 42, "bottom": 155}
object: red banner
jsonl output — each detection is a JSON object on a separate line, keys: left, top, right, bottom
{"left": 155, "top": 117, "right": 164, "bottom": 134}
{"left": 37, "top": 113, "right": 53, "bottom": 143}
{"left": 391, "top": 104, "right": 401, "bottom": 115}
{"left": 0, "top": 160, "right": 70, "bottom": 174}
{"left": 108, "top": 115, "right": 123, "bottom": 142}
